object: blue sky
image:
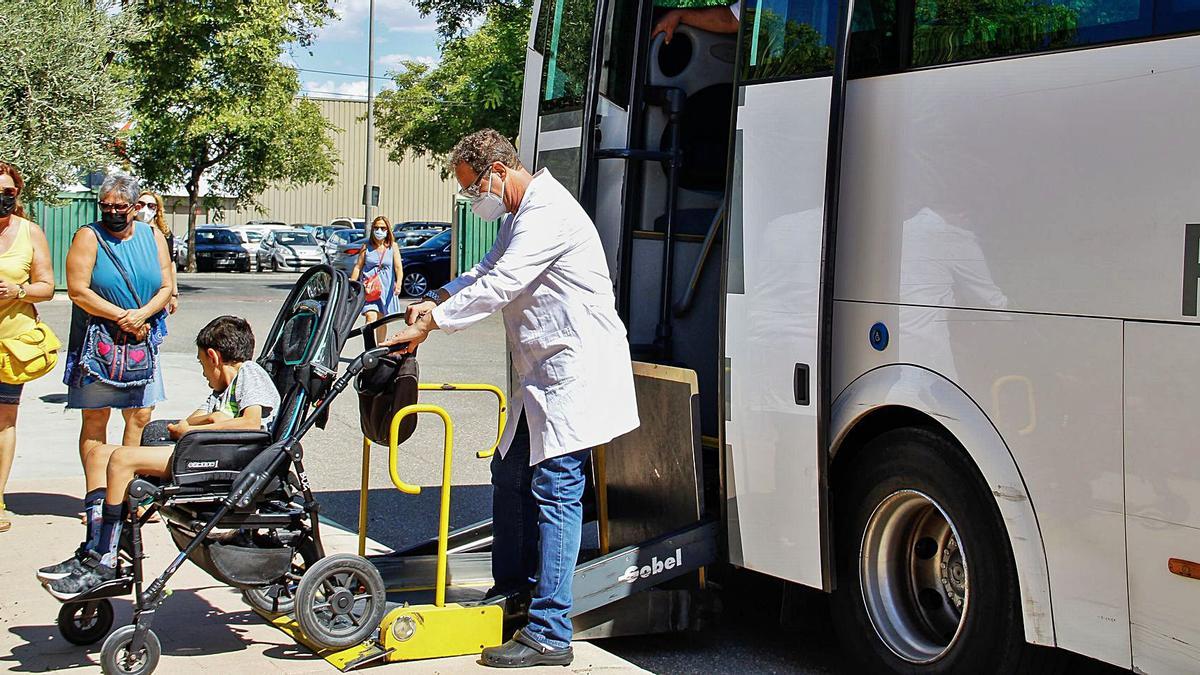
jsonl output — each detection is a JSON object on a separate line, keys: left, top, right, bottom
{"left": 287, "top": 0, "right": 443, "bottom": 100}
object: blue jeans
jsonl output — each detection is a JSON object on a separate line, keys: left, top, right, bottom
{"left": 491, "top": 414, "right": 589, "bottom": 650}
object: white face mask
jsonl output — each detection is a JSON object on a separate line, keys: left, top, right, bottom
{"left": 373, "top": 228, "right": 387, "bottom": 241}
{"left": 135, "top": 205, "right": 156, "bottom": 223}
{"left": 471, "top": 172, "right": 507, "bottom": 221}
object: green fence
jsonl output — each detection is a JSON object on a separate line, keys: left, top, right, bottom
{"left": 453, "top": 197, "right": 501, "bottom": 275}
{"left": 30, "top": 192, "right": 97, "bottom": 290}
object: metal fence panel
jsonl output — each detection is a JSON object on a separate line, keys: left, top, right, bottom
{"left": 30, "top": 193, "right": 97, "bottom": 290}
{"left": 453, "top": 198, "right": 500, "bottom": 277}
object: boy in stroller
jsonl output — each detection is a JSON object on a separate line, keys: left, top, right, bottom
{"left": 38, "top": 315, "right": 280, "bottom": 599}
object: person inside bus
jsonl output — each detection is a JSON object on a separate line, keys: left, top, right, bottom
{"left": 652, "top": 0, "right": 740, "bottom": 43}
{"left": 385, "top": 129, "right": 640, "bottom": 668}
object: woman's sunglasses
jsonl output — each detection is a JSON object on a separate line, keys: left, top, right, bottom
{"left": 136, "top": 201, "right": 158, "bottom": 210}
{"left": 0, "top": 188, "right": 17, "bottom": 198}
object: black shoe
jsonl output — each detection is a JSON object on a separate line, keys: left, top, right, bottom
{"left": 481, "top": 630, "right": 573, "bottom": 668}
{"left": 46, "top": 554, "right": 117, "bottom": 600}
{"left": 37, "top": 546, "right": 88, "bottom": 582}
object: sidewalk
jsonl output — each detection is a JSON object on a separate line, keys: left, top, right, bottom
{"left": 0, "top": 358, "right": 648, "bottom": 674}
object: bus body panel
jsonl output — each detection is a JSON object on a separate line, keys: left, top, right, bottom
{"left": 830, "top": 361, "right": 1055, "bottom": 647}
{"left": 1124, "top": 322, "right": 1200, "bottom": 672}
{"left": 835, "top": 36, "right": 1200, "bottom": 324}
{"left": 831, "top": 301, "right": 1130, "bottom": 666}
{"left": 724, "top": 77, "right": 830, "bottom": 588}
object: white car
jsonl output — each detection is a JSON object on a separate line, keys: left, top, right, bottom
{"left": 256, "top": 229, "right": 326, "bottom": 272}
{"left": 231, "top": 224, "right": 289, "bottom": 258}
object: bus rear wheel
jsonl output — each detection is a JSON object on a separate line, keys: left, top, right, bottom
{"left": 830, "top": 427, "right": 1045, "bottom": 674}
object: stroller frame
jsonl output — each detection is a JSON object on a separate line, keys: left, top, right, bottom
{"left": 48, "top": 266, "right": 395, "bottom": 674}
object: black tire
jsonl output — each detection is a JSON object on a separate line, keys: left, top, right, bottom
{"left": 271, "top": 257, "right": 279, "bottom": 273}
{"left": 294, "top": 553, "right": 386, "bottom": 649}
{"left": 100, "top": 625, "right": 161, "bottom": 675}
{"left": 58, "top": 599, "right": 114, "bottom": 645}
{"left": 242, "top": 537, "right": 320, "bottom": 616}
{"left": 401, "top": 269, "right": 429, "bottom": 298}
{"left": 830, "top": 427, "right": 1047, "bottom": 675}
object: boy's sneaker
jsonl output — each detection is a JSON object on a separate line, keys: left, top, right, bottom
{"left": 46, "top": 554, "right": 117, "bottom": 600}
{"left": 37, "top": 546, "right": 88, "bottom": 582}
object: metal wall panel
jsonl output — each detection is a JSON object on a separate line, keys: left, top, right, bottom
{"left": 453, "top": 198, "right": 500, "bottom": 276}
{"left": 29, "top": 194, "right": 98, "bottom": 290}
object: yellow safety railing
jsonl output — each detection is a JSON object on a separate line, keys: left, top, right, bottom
{"left": 355, "top": 383, "right": 508, "bottom": 606}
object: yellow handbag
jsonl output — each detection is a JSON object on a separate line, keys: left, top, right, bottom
{"left": 0, "top": 321, "right": 61, "bottom": 384}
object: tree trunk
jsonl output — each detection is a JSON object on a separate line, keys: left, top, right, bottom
{"left": 185, "top": 183, "right": 199, "bottom": 274}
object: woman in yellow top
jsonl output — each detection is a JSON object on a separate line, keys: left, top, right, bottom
{"left": 0, "top": 163, "right": 55, "bottom": 533}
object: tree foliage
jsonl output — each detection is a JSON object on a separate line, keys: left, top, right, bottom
{"left": 374, "top": 5, "right": 530, "bottom": 174}
{"left": 0, "top": 0, "right": 132, "bottom": 202}
{"left": 123, "top": 0, "right": 340, "bottom": 270}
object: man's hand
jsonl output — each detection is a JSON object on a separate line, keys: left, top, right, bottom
{"left": 652, "top": 9, "right": 683, "bottom": 43}
{"left": 405, "top": 300, "right": 437, "bottom": 326}
{"left": 382, "top": 311, "right": 438, "bottom": 354}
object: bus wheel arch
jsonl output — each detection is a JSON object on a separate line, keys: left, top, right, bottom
{"left": 829, "top": 365, "right": 1054, "bottom": 650}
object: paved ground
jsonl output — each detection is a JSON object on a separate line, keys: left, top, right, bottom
{"left": 0, "top": 272, "right": 1127, "bottom": 674}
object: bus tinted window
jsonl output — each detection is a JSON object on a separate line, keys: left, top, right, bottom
{"left": 740, "top": 0, "right": 837, "bottom": 81}
{"left": 535, "top": 0, "right": 596, "bottom": 114}
{"left": 911, "top": 0, "right": 1151, "bottom": 67}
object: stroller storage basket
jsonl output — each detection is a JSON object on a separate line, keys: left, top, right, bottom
{"left": 356, "top": 352, "right": 419, "bottom": 446}
{"left": 166, "top": 524, "right": 294, "bottom": 589}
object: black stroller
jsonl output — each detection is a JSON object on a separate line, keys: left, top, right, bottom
{"left": 49, "top": 266, "right": 410, "bottom": 675}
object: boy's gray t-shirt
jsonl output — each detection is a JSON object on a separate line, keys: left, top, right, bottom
{"left": 202, "top": 361, "right": 280, "bottom": 431}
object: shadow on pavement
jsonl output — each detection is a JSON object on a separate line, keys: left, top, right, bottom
{"left": 5, "top": 491, "right": 82, "bottom": 518}
{"left": 316, "top": 485, "right": 492, "bottom": 552}
{"left": 38, "top": 393, "right": 68, "bottom": 404}
{"left": 1, "top": 589, "right": 287, "bottom": 672}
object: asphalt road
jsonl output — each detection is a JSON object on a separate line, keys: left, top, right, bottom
{"left": 35, "top": 272, "right": 1128, "bottom": 675}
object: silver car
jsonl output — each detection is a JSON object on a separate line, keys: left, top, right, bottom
{"left": 256, "top": 229, "right": 326, "bottom": 272}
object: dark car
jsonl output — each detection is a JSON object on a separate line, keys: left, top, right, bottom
{"left": 394, "top": 221, "right": 450, "bottom": 232}
{"left": 193, "top": 227, "right": 251, "bottom": 272}
{"left": 393, "top": 227, "right": 441, "bottom": 248}
{"left": 398, "top": 229, "right": 452, "bottom": 297}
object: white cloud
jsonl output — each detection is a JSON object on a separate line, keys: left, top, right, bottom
{"left": 378, "top": 53, "right": 438, "bottom": 72}
{"left": 302, "top": 79, "right": 370, "bottom": 100}
{"left": 319, "top": 0, "right": 436, "bottom": 42}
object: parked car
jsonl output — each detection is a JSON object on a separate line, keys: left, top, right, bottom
{"left": 395, "top": 221, "right": 450, "bottom": 232}
{"left": 329, "top": 217, "right": 366, "bottom": 233}
{"left": 191, "top": 227, "right": 251, "bottom": 272}
{"left": 398, "top": 229, "right": 452, "bottom": 297}
{"left": 394, "top": 227, "right": 442, "bottom": 248}
{"left": 256, "top": 229, "right": 326, "bottom": 272}
{"left": 313, "top": 224, "right": 352, "bottom": 243}
{"left": 231, "top": 223, "right": 289, "bottom": 256}
{"left": 291, "top": 223, "right": 322, "bottom": 234}
{"left": 331, "top": 236, "right": 369, "bottom": 276}
{"left": 323, "top": 228, "right": 360, "bottom": 263}
{"left": 245, "top": 219, "right": 287, "bottom": 230}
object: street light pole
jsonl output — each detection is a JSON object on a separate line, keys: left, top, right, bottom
{"left": 363, "top": 0, "right": 376, "bottom": 235}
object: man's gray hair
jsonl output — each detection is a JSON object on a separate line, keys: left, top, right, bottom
{"left": 448, "top": 129, "right": 523, "bottom": 175}
{"left": 98, "top": 171, "right": 140, "bottom": 204}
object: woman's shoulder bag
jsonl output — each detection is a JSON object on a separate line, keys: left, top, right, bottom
{"left": 79, "top": 225, "right": 157, "bottom": 388}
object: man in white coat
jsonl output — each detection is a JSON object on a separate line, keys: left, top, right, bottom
{"left": 385, "top": 129, "right": 639, "bottom": 667}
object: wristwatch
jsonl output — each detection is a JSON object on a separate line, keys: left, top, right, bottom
{"left": 14, "top": 284, "right": 26, "bottom": 300}
{"left": 423, "top": 289, "right": 442, "bottom": 304}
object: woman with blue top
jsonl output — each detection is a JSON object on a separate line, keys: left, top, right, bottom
{"left": 350, "top": 215, "right": 403, "bottom": 344}
{"left": 64, "top": 173, "right": 173, "bottom": 524}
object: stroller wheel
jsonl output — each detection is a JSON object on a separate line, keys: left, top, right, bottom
{"left": 58, "top": 599, "right": 114, "bottom": 645}
{"left": 100, "top": 625, "right": 161, "bottom": 675}
{"left": 295, "top": 553, "right": 386, "bottom": 650}
{"left": 243, "top": 538, "right": 319, "bottom": 616}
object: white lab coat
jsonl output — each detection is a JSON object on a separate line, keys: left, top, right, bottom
{"left": 432, "top": 169, "right": 640, "bottom": 465}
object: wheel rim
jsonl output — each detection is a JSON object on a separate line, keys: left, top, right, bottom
{"left": 402, "top": 273, "right": 427, "bottom": 297}
{"left": 118, "top": 640, "right": 148, "bottom": 672}
{"left": 74, "top": 602, "right": 100, "bottom": 631}
{"left": 859, "top": 489, "right": 969, "bottom": 664}
{"left": 309, "top": 570, "right": 377, "bottom": 639}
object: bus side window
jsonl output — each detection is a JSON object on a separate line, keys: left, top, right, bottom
{"left": 739, "top": 0, "right": 901, "bottom": 82}
{"left": 535, "top": 0, "right": 597, "bottom": 114}
{"left": 911, "top": 0, "right": 1152, "bottom": 68}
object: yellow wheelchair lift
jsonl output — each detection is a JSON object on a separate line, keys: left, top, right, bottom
{"left": 261, "top": 382, "right": 508, "bottom": 670}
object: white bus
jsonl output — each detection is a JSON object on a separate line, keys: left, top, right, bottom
{"left": 518, "top": 0, "right": 1200, "bottom": 671}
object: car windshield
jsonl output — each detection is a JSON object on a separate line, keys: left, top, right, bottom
{"left": 245, "top": 231, "right": 262, "bottom": 242}
{"left": 422, "top": 231, "right": 451, "bottom": 248}
{"left": 196, "top": 229, "right": 242, "bottom": 245}
{"left": 331, "top": 230, "right": 357, "bottom": 244}
{"left": 276, "top": 232, "right": 316, "bottom": 246}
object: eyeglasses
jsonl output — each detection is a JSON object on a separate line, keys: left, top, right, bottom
{"left": 136, "top": 201, "right": 158, "bottom": 210}
{"left": 0, "top": 188, "right": 17, "bottom": 198}
{"left": 98, "top": 202, "right": 131, "bottom": 213}
{"left": 456, "top": 168, "right": 494, "bottom": 199}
